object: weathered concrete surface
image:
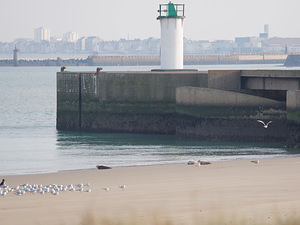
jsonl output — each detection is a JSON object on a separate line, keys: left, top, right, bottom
{"left": 176, "top": 86, "right": 287, "bottom": 142}
{"left": 208, "top": 70, "right": 241, "bottom": 91}
{"left": 176, "top": 87, "right": 285, "bottom": 108}
{"left": 209, "top": 70, "right": 300, "bottom": 92}
{"left": 287, "top": 90, "right": 300, "bottom": 111}
{"left": 57, "top": 70, "right": 208, "bottom": 133}
{"left": 176, "top": 117, "right": 287, "bottom": 142}
{"left": 241, "top": 70, "right": 300, "bottom": 91}
{"left": 287, "top": 90, "right": 300, "bottom": 148}
{"left": 57, "top": 69, "right": 300, "bottom": 148}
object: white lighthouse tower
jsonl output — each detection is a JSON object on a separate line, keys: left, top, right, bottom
{"left": 157, "top": 2, "right": 185, "bottom": 69}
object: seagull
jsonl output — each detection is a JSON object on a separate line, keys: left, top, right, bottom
{"left": 103, "top": 187, "right": 110, "bottom": 192}
{"left": 257, "top": 120, "right": 272, "bottom": 128}
{"left": 120, "top": 185, "right": 126, "bottom": 191}
{"left": 76, "top": 183, "right": 83, "bottom": 188}
{"left": 13, "top": 186, "right": 19, "bottom": 191}
{"left": 1, "top": 191, "right": 7, "bottom": 197}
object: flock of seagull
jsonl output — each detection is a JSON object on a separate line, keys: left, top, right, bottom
{"left": 0, "top": 179, "right": 126, "bottom": 198}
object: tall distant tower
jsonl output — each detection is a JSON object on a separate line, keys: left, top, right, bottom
{"left": 157, "top": 2, "right": 185, "bottom": 69}
{"left": 34, "top": 27, "right": 51, "bottom": 42}
{"left": 264, "top": 24, "right": 269, "bottom": 38}
{"left": 264, "top": 24, "right": 269, "bottom": 34}
{"left": 13, "top": 44, "right": 20, "bottom": 67}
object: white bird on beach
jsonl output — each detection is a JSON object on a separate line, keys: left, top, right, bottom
{"left": 76, "top": 183, "right": 83, "bottom": 188}
{"left": 120, "top": 185, "right": 126, "bottom": 191}
{"left": 257, "top": 120, "right": 272, "bottom": 128}
{"left": 1, "top": 191, "right": 7, "bottom": 197}
{"left": 13, "top": 186, "right": 19, "bottom": 191}
{"left": 103, "top": 187, "right": 110, "bottom": 192}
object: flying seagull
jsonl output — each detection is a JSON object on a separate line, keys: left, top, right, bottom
{"left": 257, "top": 120, "right": 272, "bottom": 128}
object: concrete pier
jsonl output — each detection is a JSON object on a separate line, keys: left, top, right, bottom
{"left": 57, "top": 69, "right": 300, "bottom": 148}
{"left": 176, "top": 87, "right": 286, "bottom": 142}
{"left": 57, "top": 70, "right": 207, "bottom": 134}
{"left": 287, "top": 90, "right": 300, "bottom": 148}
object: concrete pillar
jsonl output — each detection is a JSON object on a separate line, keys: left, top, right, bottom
{"left": 287, "top": 90, "right": 300, "bottom": 148}
{"left": 287, "top": 90, "right": 300, "bottom": 111}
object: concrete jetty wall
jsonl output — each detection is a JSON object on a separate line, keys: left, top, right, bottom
{"left": 57, "top": 70, "right": 208, "bottom": 134}
{"left": 176, "top": 87, "right": 286, "bottom": 142}
{"left": 57, "top": 69, "right": 300, "bottom": 148}
{"left": 287, "top": 90, "right": 300, "bottom": 148}
{"left": 88, "top": 53, "right": 287, "bottom": 66}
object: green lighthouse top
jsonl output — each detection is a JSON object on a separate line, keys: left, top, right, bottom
{"left": 157, "top": 2, "right": 185, "bottom": 20}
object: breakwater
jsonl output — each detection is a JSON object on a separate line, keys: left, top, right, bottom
{"left": 284, "top": 54, "right": 300, "bottom": 67}
{"left": 57, "top": 69, "right": 300, "bottom": 148}
{"left": 57, "top": 70, "right": 207, "bottom": 134}
{"left": 1, "top": 53, "right": 287, "bottom": 67}
{"left": 90, "top": 53, "right": 287, "bottom": 66}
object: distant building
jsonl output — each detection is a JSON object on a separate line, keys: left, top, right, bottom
{"left": 76, "top": 36, "right": 101, "bottom": 53}
{"left": 268, "top": 37, "right": 300, "bottom": 53}
{"left": 63, "top": 32, "right": 79, "bottom": 42}
{"left": 34, "top": 27, "right": 50, "bottom": 42}
{"left": 76, "top": 37, "right": 86, "bottom": 51}
{"left": 235, "top": 37, "right": 262, "bottom": 52}
{"left": 85, "top": 36, "right": 101, "bottom": 52}
{"left": 259, "top": 24, "right": 269, "bottom": 39}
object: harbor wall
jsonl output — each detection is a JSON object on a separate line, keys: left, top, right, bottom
{"left": 57, "top": 69, "right": 300, "bottom": 148}
{"left": 89, "top": 53, "right": 287, "bottom": 66}
{"left": 57, "top": 70, "right": 208, "bottom": 134}
{"left": 176, "top": 87, "right": 286, "bottom": 142}
{"left": 0, "top": 53, "right": 287, "bottom": 67}
{"left": 287, "top": 90, "right": 300, "bottom": 148}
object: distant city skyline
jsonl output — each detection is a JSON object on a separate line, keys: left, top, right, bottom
{"left": 1, "top": 0, "right": 300, "bottom": 43}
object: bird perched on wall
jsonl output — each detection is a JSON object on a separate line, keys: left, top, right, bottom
{"left": 257, "top": 120, "right": 272, "bottom": 128}
{"left": 96, "top": 67, "right": 103, "bottom": 73}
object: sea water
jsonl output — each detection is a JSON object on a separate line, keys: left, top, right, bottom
{"left": 0, "top": 65, "right": 299, "bottom": 175}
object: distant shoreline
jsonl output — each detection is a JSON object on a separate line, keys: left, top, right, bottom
{"left": 0, "top": 53, "right": 288, "bottom": 67}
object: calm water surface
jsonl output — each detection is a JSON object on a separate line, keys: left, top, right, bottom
{"left": 0, "top": 65, "right": 299, "bottom": 175}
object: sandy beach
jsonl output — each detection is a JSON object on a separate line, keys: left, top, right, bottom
{"left": 1, "top": 157, "right": 300, "bottom": 225}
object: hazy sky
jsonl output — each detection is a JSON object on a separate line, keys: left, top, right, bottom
{"left": 1, "top": 0, "right": 300, "bottom": 42}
